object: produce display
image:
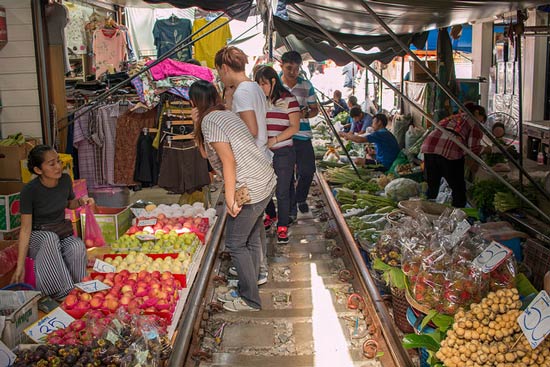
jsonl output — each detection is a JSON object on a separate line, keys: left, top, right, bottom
{"left": 103, "top": 252, "right": 191, "bottom": 274}
{"left": 111, "top": 231, "right": 200, "bottom": 253}
{"left": 0, "top": 132, "right": 26, "bottom": 146}
{"left": 436, "top": 288, "right": 550, "bottom": 367}
{"left": 61, "top": 270, "right": 183, "bottom": 318}
{"left": 400, "top": 211, "right": 516, "bottom": 315}
{"left": 14, "top": 310, "right": 171, "bottom": 367}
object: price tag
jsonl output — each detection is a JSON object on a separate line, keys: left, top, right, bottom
{"left": 130, "top": 208, "right": 148, "bottom": 218}
{"left": 473, "top": 241, "right": 513, "bottom": 273}
{"left": 0, "top": 340, "right": 16, "bottom": 366}
{"left": 25, "top": 308, "right": 75, "bottom": 343}
{"left": 517, "top": 291, "right": 550, "bottom": 349}
{"left": 75, "top": 279, "right": 111, "bottom": 293}
{"left": 449, "top": 219, "right": 471, "bottom": 248}
{"left": 137, "top": 218, "right": 157, "bottom": 227}
{"left": 93, "top": 258, "right": 116, "bottom": 273}
{"left": 136, "top": 234, "right": 157, "bottom": 241}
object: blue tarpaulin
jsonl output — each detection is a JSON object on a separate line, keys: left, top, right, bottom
{"left": 411, "top": 25, "right": 472, "bottom": 53}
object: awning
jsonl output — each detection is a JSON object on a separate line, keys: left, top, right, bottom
{"left": 280, "top": 0, "right": 549, "bottom": 36}
{"left": 143, "top": 0, "right": 254, "bottom": 19}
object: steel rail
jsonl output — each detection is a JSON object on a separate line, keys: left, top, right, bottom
{"left": 290, "top": 3, "right": 550, "bottom": 224}
{"left": 357, "top": 0, "right": 550, "bottom": 201}
{"left": 317, "top": 171, "right": 415, "bottom": 367}
{"left": 168, "top": 206, "right": 228, "bottom": 367}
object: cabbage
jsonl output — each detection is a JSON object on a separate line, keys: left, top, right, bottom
{"left": 384, "top": 178, "right": 420, "bottom": 202}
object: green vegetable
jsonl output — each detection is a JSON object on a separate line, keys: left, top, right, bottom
{"left": 494, "top": 191, "right": 520, "bottom": 212}
{"left": 402, "top": 334, "right": 441, "bottom": 352}
{"left": 482, "top": 152, "right": 506, "bottom": 166}
{"left": 469, "top": 180, "right": 507, "bottom": 210}
{"left": 373, "top": 258, "right": 407, "bottom": 289}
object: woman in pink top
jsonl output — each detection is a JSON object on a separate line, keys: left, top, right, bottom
{"left": 254, "top": 66, "right": 300, "bottom": 243}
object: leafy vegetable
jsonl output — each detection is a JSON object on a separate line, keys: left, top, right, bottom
{"left": 373, "top": 258, "right": 407, "bottom": 289}
{"left": 469, "top": 180, "right": 507, "bottom": 210}
{"left": 384, "top": 178, "right": 421, "bottom": 202}
{"left": 402, "top": 334, "right": 441, "bottom": 352}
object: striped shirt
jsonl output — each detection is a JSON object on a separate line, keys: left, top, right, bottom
{"left": 202, "top": 110, "right": 276, "bottom": 204}
{"left": 266, "top": 94, "right": 300, "bottom": 150}
{"left": 281, "top": 76, "right": 316, "bottom": 140}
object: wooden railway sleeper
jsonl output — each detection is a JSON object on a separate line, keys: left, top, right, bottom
{"left": 207, "top": 301, "right": 224, "bottom": 313}
{"left": 191, "top": 349, "right": 212, "bottom": 362}
{"left": 213, "top": 275, "right": 228, "bottom": 286}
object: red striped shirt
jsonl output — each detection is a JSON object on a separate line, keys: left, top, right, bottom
{"left": 266, "top": 95, "right": 300, "bottom": 149}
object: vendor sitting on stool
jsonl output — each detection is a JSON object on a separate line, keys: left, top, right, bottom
{"left": 421, "top": 103, "right": 489, "bottom": 207}
{"left": 339, "top": 113, "right": 400, "bottom": 170}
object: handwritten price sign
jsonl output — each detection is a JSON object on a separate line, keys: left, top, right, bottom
{"left": 75, "top": 279, "right": 110, "bottom": 293}
{"left": 25, "top": 308, "right": 75, "bottom": 343}
{"left": 473, "top": 241, "right": 513, "bottom": 273}
{"left": 93, "top": 259, "right": 116, "bottom": 273}
{"left": 137, "top": 218, "right": 157, "bottom": 227}
{"left": 0, "top": 341, "right": 16, "bottom": 366}
{"left": 517, "top": 291, "right": 550, "bottom": 349}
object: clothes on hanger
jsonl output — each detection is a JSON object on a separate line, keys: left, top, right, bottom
{"left": 134, "top": 132, "right": 159, "bottom": 187}
{"left": 114, "top": 107, "right": 158, "bottom": 185}
{"left": 46, "top": 2, "right": 71, "bottom": 73}
{"left": 191, "top": 17, "right": 232, "bottom": 68}
{"left": 64, "top": 1, "right": 93, "bottom": 55}
{"left": 93, "top": 26, "right": 128, "bottom": 77}
{"left": 157, "top": 140, "right": 210, "bottom": 194}
{"left": 152, "top": 16, "right": 192, "bottom": 61}
{"left": 146, "top": 58, "right": 214, "bottom": 82}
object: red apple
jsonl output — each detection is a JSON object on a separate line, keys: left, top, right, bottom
{"left": 64, "top": 295, "right": 78, "bottom": 310}
{"left": 90, "top": 297, "right": 103, "bottom": 309}
{"left": 151, "top": 271, "right": 161, "bottom": 279}
{"left": 135, "top": 286, "right": 148, "bottom": 297}
{"left": 121, "top": 284, "right": 133, "bottom": 294}
{"left": 155, "top": 299, "right": 170, "bottom": 311}
{"left": 103, "top": 279, "right": 114, "bottom": 287}
{"left": 137, "top": 270, "right": 149, "bottom": 280}
{"left": 75, "top": 300, "right": 89, "bottom": 310}
{"left": 119, "top": 295, "right": 131, "bottom": 306}
{"left": 104, "top": 298, "right": 119, "bottom": 312}
{"left": 79, "top": 293, "right": 92, "bottom": 302}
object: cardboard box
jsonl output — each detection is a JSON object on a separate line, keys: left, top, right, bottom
{"left": 0, "top": 181, "right": 24, "bottom": 232}
{"left": 65, "top": 179, "right": 88, "bottom": 223}
{"left": 0, "top": 240, "right": 18, "bottom": 289}
{"left": 0, "top": 290, "right": 41, "bottom": 349}
{"left": 0, "top": 227, "right": 19, "bottom": 240}
{"left": 80, "top": 206, "right": 131, "bottom": 244}
{"left": 409, "top": 60, "right": 437, "bottom": 82}
{"left": 20, "top": 153, "right": 74, "bottom": 183}
{"left": 0, "top": 139, "right": 37, "bottom": 180}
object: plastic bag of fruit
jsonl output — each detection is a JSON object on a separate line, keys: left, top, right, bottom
{"left": 372, "top": 228, "right": 402, "bottom": 267}
{"left": 84, "top": 204, "right": 106, "bottom": 248}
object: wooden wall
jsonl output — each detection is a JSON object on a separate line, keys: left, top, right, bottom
{"left": 0, "top": 0, "right": 42, "bottom": 140}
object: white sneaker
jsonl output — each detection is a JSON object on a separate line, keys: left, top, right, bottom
{"left": 217, "top": 289, "right": 239, "bottom": 303}
{"left": 228, "top": 266, "right": 238, "bottom": 276}
{"left": 222, "top": 297, "right": 260, "bottom": 312}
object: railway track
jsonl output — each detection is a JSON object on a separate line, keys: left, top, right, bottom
{"left": 168, "top": 172, "right": 415, "bottom": 367}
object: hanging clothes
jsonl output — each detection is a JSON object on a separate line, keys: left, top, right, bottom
{"left": 96, "top": 102, "right": 133, "bottom": 185}
{"left": 158, "top": 140, "right": 210, "bottom": 194}
{"left": 64, "top": 2, "right": 93, "bottom": 55}
{"left": 45, "top": 2, "right": 71, "bottom": 73}
{"left": 73, "top": 109, "right": 100, "bottom": 188}
{"left": 191, "top": 17, "right": 232, "bottom": 68}
{"left": 114, "top": 107, "right": 158, "bottom": 185}
{"left": 152, "top": 17, "right": 192, "bottom": 61}
{"left": 134, "top": 133, "right": 159, "bottom": 187}
{"left": 93, "top": 27, "right": 128, "bottom": 77}
{"left": 147, "top": 58, "right": 214, "bottom": 82}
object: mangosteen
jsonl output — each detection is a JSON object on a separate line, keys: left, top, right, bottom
{"left": 64, "top": 354, "right": 77, "bottom": 364}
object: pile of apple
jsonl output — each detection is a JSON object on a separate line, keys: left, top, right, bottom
{"left": 111, "top": 231, "right": 200, "bottom": 254}
{"left": 140, "top": 202, "right": 216, "bottom": 221}
{"left": 61, "top": 270, "right": 182, "bottom": 318}
{"left": 104, "top": 252, "right": 191, "bottom": 274}
{"left": 127, "top": 214, "right": 209, "bottom": 238}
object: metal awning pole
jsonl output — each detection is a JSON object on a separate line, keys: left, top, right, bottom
{"left": 289, "top": 3, "right": 550, "bottom": 225}
{"left": 57, "top": 3, "right": 252, "bottom": 131}
{"left": 516, "top": 33, "right": 524, "bottom": 189}
{"left": 280, "top": 37, "right": 363, "bottom": 179}
{"left": 358, "top": 0, "right": 550, "bottom": 201}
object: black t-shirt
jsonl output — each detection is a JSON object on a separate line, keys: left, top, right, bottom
{"left": 20, "top": 174, "right": 75, "bottom": 227}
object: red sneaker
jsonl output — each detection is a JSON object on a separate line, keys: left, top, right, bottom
{"left": 277, "top": 226, "right": 289, "bottom": 244}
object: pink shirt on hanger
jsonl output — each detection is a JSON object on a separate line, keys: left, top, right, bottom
{"left": 93, "top": 28, "right": 127, "bottom": 77}
{"left": 146, "top": 58, "right": 214, "bottom": 82}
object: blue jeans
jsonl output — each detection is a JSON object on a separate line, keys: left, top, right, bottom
{"left": 266, "top": 146, "right": 296, "bottom": 227}
{"left": 290, "top": 139, "right": 316, "bottom": 216}
{"left": 224, "top": 195, "right": 271, "bottom": 309}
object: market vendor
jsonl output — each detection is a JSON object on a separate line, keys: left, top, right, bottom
{"left": 330, "top": 90, "right": 349, "bottom": 118}
{"left": 421, "top": 103, "right": 489, "bottom": 207}
{"left": 339, "top": 113, "right": 400, "bottom": 170}
{"left": 12, "top": 145, "right": 94, "bottom": 300}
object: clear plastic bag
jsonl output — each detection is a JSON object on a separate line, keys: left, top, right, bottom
{"left": 84, "top": 204, "right": 106, "bottom": 248}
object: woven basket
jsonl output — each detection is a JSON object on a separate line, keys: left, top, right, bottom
{"left": 391, "top": 287, "right": 414, "bottom": 333}
{"left": 405, "top": 287, "right": 432, "bottom": 315}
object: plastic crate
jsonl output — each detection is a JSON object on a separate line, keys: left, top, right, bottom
{"left": 523, "top": 238, "right": 550, "bottom": 290}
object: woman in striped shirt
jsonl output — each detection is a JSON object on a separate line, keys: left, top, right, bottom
{"left": 189, "top": 80, "right": 276, "bottom": 312}
{"left": 255, "top": 66, "right": 300, "bottom": 244}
